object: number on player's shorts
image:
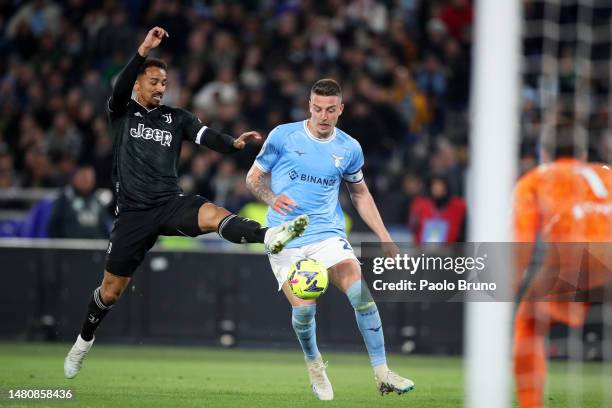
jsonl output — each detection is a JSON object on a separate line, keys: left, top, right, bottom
{"left": 339, "top": 238, "right": 351, "bottom": 250}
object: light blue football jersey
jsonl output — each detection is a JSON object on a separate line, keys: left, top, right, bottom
{"left": 254, "top": 120, "right": 364, "bottom": 248}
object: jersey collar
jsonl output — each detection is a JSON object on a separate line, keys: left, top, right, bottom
{"left": 303, "top": 120, "right": 336, "bottom": 143}
{"left": 133, "top": 98, "right": 161, "bottom": 113}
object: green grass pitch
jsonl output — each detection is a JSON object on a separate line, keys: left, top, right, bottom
{"left": 0, "top": 342, "right": 609, "bottom": 407}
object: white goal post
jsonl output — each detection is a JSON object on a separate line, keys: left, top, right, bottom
{"left": 466, "top": 0, "right": 521, "bottom": 407}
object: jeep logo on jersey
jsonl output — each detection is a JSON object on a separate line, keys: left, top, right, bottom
{"left": 130, "top": 123, "right": 172, "bottom": 147}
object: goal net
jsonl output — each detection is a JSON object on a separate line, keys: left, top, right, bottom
{"left": 467, "top": 0, "right": 611, "bottom": 406}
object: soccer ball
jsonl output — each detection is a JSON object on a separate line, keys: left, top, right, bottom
{"left": 287, "top": 258, "right": 329, "bottom": 300}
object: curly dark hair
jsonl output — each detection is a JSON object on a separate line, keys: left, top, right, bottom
{"left": 138, "top": 58, "right": 168, "bottom": 76}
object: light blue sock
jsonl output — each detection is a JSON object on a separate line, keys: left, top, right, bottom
{"left": 291, "top": 305, "right": 319, "bottom": 360}
{"left": 346, "top": 280, "right": 386, "bottom": 367}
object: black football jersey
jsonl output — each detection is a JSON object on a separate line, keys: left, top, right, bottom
{"left": 108, "top": 100, "right": 203, "bottom": 210}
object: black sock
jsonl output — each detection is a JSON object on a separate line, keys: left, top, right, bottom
{"left": 80, "top": 287, "right": 113, "bottom": 341}
{"left": 217, "top": 214, "right": 267, "bottom": 243}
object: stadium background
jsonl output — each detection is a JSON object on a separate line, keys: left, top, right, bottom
{"left": 0, "top": 0, "right": 473, "bottom": 230}
{"left": 0, "top": 0, "right": 611, "bottom": 407}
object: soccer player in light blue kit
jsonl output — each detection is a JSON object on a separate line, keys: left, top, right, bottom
{"left": 246, "top": 79, "right": 414, "bottom": 400}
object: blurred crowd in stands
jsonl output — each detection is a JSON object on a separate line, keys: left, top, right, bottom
{"left": 521, "top": 0, "right": 611, "bottom": 171}
{"left": 9, "top": 0, "right": 594, "bottom": 242}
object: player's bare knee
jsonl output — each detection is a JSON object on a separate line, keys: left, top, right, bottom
{"left": 291, "top": 297, "right": 316, "bottom": 307}
{"left": 288, "top": 292, "right": 317, "bottom": 307}
{"left": 282, "top": 282, "right": 316, "bottom": 307}
{"left": 329, "top": 260, "right": 361, "bottom": 293}
{"left": 344, "top": 269, "right": 361, "bottom": 287}
{"left": 198, "top": 203, "right": 231, "bottom": 232}
{"left": 100, "top": 273, "right": 129, "bottom": 305}
{"left": 99, "top": 285, "right": 121, "bottom": 305}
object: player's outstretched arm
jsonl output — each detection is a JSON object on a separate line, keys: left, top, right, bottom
{"left": 194, "top": 129, "right": 261, "bottom": 153}
{"left": 347, "top": 180, "right": 399, "bottom": 257}
{"left": 246, "top": 165, "right": 296, "bottom": 216}
{"left": 109, "top": 27, "right": 168, "bottom": 113}
{"left": 137, "top": 26, "right": 168, "bottom": 58}
{"left": 232, "top": 131, "right": 262, "bottom": 149}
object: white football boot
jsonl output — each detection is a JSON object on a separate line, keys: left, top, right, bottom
{"left": 374, "top": 364, "right": 415, "bottom": 395}
{"left": 306, "top": 355, "right": 334, "bottom": 400}
{"left": 64, "top": 335, "right": 94, "bottom": 379}
{"left": 264, "top": 214, "right": 308, "bottom": 254}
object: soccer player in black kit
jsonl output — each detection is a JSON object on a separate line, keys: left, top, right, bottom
{"left": 64, "top": 27, "right": 308, "bottom": 378}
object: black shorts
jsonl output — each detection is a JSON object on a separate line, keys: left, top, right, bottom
{"left": 105, "top": 194, "right": 209, "bottom": 277}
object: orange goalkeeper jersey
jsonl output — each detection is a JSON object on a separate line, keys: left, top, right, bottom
{"left": 513, "top": 158, "right": 612, "bottom": 296}
{"left": 513, "top": 158, "right": 612, "bottom": 243}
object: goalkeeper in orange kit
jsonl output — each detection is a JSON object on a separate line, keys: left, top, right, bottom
{"left": 512, "top": 123, "right": 612, "bottom": 408}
